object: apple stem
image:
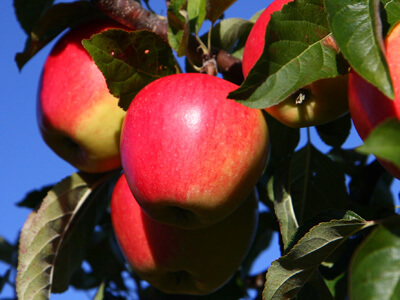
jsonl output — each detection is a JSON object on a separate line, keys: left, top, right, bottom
{"left": 295, "top": 92, "right": 306, "bottom": 104}
{"left": 201, "top": 54, "right": 218, "bottom": 76}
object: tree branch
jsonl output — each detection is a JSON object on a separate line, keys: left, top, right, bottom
{"left": 91, "top": 0, "right": 244, "bottom": 84}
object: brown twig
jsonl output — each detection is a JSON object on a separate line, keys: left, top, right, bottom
{"left": 91, "top": 0, "right": 244, "bottom": 84}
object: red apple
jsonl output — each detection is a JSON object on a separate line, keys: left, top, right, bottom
{"left": 120, "top": 73, "right": 269, "bottom": 229}
{"left": 242, "top": 0, "right": 349, "bottom": 128}
{"left": 37, "top": 20, "right": 127, "bottom": 173}
{"left": 111, "top": 173, "right": 259, "bottom": 295}
{"left": 348, "top": 23, "right": 400, "bottom": 179}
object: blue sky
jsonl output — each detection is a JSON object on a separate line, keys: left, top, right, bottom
{"left": 1, "top": 0, "right": 397, "bottom": 299}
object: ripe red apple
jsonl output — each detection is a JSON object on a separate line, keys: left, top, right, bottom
{"left": 111, "top": 173, "right": 259, "bottom": 295}
{"left": 348, "top": 23, "right": 400, "bottom": 179}
{"left": 242, "top": 0, "right": 349, "bottom": 128}
{"left": 120, "top": 73, "right": 269, "bottom": 229}
{"left": 37, "top": 20, "right": 127, "bottom": 173}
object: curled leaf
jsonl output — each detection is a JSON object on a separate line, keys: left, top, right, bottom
{"left": 16, "top": 172, "right": 116, "bottom": 300}
{"left": 263, "top": 212, "right": 371, "bottom": 300}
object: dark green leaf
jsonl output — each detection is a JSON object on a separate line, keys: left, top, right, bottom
{"left": 82, "top": 29, "right": 177, "bottom": 110}
{"left": 263, "top": 213, "right": 371, "bottom": 300}
{"left": 325, "top": 0, "right": 394, "bottom": 99}
{"left": 350, "top": 216, "right": 400, "bottom": 300}
{"left": 357, "top": 118, "right": 400, "bottom": 168}
{"left": 15, "top": 1, "right": 104, "bottom": 70}
{"left": 0, "top": 269, "right": 11, "bottom": 294}
{"left": 370, "top": 171, "right": 395, "bottom": 208}
{"left": 17, "top": 184, "right": 54, "bottom": 209}
{"left": 286, "top": 210, "right": 365, "bottom": 255}
{"left": 382, "top": 0, "right": 400, "bottom": 30}
{"left": 167, "top": 0, "right": 190, "bottom": 56}
{"left": 74, "top": 230, "right": 126, "bottom": 290}
{"left": 242, "top": 212, "right": 276, "bottom": 274}
{"left": 290, "top": 145, "right": 350, "bottom": 224}
{"left": 188, "top": 0, "right": 207, "bottom": 33}
{"left": 16, "top": 172, "right": 116, "bottom": 299}
{"left": 271, "top": 164, "right": 299, "bottom": 251}
{"left": 295, "top": 271, "right": 334, "bottom": 300}
{"left": 328, "top": 147, "right": 368, "bottom": 176}
{"left": 315, "top": 113, "right": 352, "bottom": 148}
{"left": 13, "top": 0, "right": 54, "bottom": 34}
{"left": 265, "top": 113, "right": 300, "bottom": 167}
{"left": 206, "top": 0, "right": 236, "bottom": 23}
{"left": 321, "top": 235, "right": 363, "bottom": 300}
{"left": 229, "top": 0, "right": 341, "bottom": 109}
{"left": 0, "top": 237, "right": 16, "bottom": 266}
{"left": 324, "top": 272, "right": 348, "bottom": 300}
{"left": 208, "top": 18, "right": 253, "bottom": 59}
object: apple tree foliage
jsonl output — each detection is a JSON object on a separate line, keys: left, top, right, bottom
{"left": 4, "top": 0, "right": 400, "bottom": 299}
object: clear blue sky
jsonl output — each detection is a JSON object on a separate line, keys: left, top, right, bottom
{"left": 1, "top": 0, "right": 398, "bottom": 299}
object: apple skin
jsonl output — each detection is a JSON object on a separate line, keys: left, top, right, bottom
{"left": 37, "top": 20, "right": 127, "bottom": 173}
{"left": 120, "top": 73, "right": 269, "bottom": 229}
{"left": 348, "top": 23, "right": 400, "bottom": 179}
{"left": 242, "top": 0, "right": 349, "bottom": 128}
{"left": 111, "top": 173, "right": 259, "bottom": 295}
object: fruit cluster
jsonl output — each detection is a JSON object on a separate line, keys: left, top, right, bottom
{"left": 37, "top": 19, "right": 268, "bottom": 295}
{"left": 35, "top": 0, "right": 400, "bottom": 296}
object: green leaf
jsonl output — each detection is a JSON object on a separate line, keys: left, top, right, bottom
{"left": 93, "top": 281, "right": 106, "bottom": 300}
{"left": 265, "top": 114, "right": 300, "bottom": 167}
{"left": 382, "top": 0, "right": 400, "bottom": 30}
{"left": 0, "top": 269, "right": 11, "bottom": 294}
{"left": 295, "top": 271, "right": 335, "bottom": 300}
{"left": 229, "top": 0, "right": 341, "bottom": 109}
{"left": 350, "top": 216, "right": 400, "bottom": 300}
{"left": 16, "top": 172, "right": 115, "bottom": 299}
{"left": 0, "top": 237, "right": 16, "bottom": 266}
{"left": 82, "top": 29, "right": 177, "bottom": 110}
{"left": 167, "top": 0, "right": 190, "bottom": 56}
{"left": 323, "top": 271, "right": 348, "bottom": 300}
{"left": 357, "top": 118, "right": 400, "bottom": 168}
{"left": 13, "top": 0, "right": 54, "bottom": 34}
{"left": 328, "top": 147, "right": 368, "bottom": 176}
{"left": 208, "top": 18, "right": 253, "bottom": 59}
{"left": 75, "top": 230, "right": 126, "bottom": 290}
{"left": 271, "top": 165, "right": 299, "bottom": 251}
{"left": 187, "top": 0, "right": 207, "bottom": 33}
{"left": 325, "top": 0, "right": 394, "bottom": 99}
{"left": 263, "top": 213, "right": 371, "bottom": 300}
{"left": 289, "top": 145, "right": 350, "bottom": 224}
{"left": 17, "top": 184, "right": 54, "bottom": 209}
{"left": 15, "top": 1, "right": 104, "bottom": 70}
{"left": 206, "top": 0, "right": 237, "bottom": 24}
{"left": 242, "top": 212, "right": 276, "bottom": 274}
{"left": 315, "top": 113, "right": 352, "bottom": 148}
{"left": 370, "top": 171, "right": 395, "bottom": 208}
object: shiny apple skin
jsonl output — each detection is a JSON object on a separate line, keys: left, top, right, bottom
{"left": 111, "top": 173, "right": 259, "bottom": 295}
{"left": 242, "top": 0, "right": 349, "bottom": 128}
{"left": 120, "top": 73, "right": 269, "bottom": 229}
{"left": 37, "top": 20, "right": 127, "bottom": 173}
